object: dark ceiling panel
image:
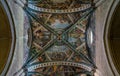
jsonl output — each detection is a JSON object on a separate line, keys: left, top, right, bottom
{"left": 110, "top": 3, "right": 120, "bottom": 39}
{"left": 109, "top": 2, "right": 120, "bottom": 74}
{"left": 0, "top": 4, "right": 12, "bottom": 74}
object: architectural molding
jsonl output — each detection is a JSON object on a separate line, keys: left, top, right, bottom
{"left": 0, "top": 0, "right": 16, "bottom": 76}
{"left": 104, "top": 0, "right": 120, "bottom": 76}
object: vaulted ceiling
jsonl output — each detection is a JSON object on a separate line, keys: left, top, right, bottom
{"left": 0, "top": 0, "right": 120, "bottom": 76}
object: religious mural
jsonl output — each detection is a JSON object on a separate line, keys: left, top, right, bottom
{"left": 14, "top": 0, "right": 100, "bottom": 76}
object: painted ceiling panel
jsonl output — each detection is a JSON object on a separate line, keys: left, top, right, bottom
{"left": 12, "top": 0, "right": 99, "bottom": 76}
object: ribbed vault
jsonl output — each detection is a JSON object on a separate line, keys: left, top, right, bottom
{"left": 13, "top": 0, "right": 97, "bottom": 76}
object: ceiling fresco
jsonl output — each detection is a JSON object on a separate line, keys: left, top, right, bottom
{"left": 13, "top": 0, "right": 100, "bottom": 76}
